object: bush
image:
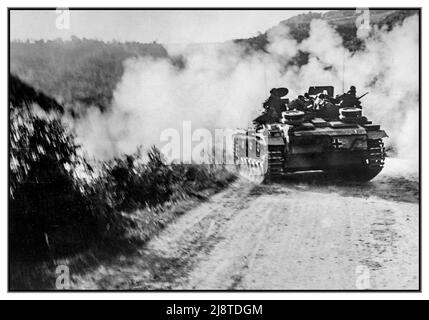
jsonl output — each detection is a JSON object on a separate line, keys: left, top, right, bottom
{"left": 92, "top": 146, "right": 236, "bottom": 214}
{"left": 10, "top": 96, "right": 236, "bottom": 262}
{"left": 10, "top": 107, "right": 94, "bottom": 259}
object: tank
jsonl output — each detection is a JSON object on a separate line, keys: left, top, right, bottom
{"left": 233, "top": 86, "right": 388, "bottom": 181}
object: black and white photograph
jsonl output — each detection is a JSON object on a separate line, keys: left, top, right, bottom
{"left": 7, "top": 6, "right": 421, "bottom": 295}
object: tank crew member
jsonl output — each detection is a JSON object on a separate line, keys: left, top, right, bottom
{"left": 289, "top": 95, "right": 307, "bottom": 111}
{"left": 348, "top": 85, "right": 357, "bottom": 96}
{"left": 299, "top": 95, "right": 314, "bottom": 109}
{"left": 303, "top": 93, "right": 315, "bottom": 110}
{"left": 254, "top": 87, "right": 289, "bottom": 126}
{"left": 338, "top": 85, "right": 362, "bottom": 108}
{"left": 314, "top": 93, "right": 329, "bottom": 110}
{"left": 304, "top": 92, "right": 314, "bottom": 102}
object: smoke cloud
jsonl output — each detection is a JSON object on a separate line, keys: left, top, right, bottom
{"left": 73, "top": 15, "right": 419, "bottom": 171}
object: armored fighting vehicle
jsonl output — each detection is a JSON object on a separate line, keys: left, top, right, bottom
{"left": 233, "top": 86, "right": 387, "bottom": 181}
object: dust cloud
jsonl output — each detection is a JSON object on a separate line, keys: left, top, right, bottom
{"left": 74, "top": 15, "right": 419, "bottom": 173}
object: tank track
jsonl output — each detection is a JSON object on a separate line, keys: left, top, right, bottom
{"left": 266, "top": 145, "right": 286, "bottom": 179}
{"left": 234, "top": 156, "right": 265, "bottom": 183}
{"left": 325, "top": 138, "right": 385, "bottom": 181}
{"left": 362, "top": 138, "right": 385, "bottom": 179}
{"left": 233, "top": 145, "right": 286, "bottom": 182}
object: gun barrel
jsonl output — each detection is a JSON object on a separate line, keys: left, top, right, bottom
{"left": 358, "top": 92, "right": 369, "bottom": 100}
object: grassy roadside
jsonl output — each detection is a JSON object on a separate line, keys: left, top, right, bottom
{"left": 9, "top": 76, "right": 237, "bottom": 290}
{"left": 10, "top": 166, "right": 236, "bottom": 290}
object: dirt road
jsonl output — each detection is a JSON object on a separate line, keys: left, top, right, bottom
{"left": 72, "top": 159, "right": 419, "bottom": 290}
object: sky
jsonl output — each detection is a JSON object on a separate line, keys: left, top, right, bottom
{"left": 10, "top": 9, "right": 323, "bottom": 44}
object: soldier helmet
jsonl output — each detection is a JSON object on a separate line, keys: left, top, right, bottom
{"left": 270, "top": 87, "right": 289, "bottom": 97}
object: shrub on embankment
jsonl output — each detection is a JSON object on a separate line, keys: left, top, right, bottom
{"left": 9, "top": 75, "right": 236, "bottom": 271}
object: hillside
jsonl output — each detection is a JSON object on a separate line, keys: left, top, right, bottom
{"left": 10, "top": 38, "right": 168, "bottom": 112}
{"left": 10, "top": 9, "right": 418, "bottom": 114}
{"left": 9, "top": 74, "right": 64, "bottom": 113}
{"left": 236, "top": 9, "right": 419, "bottom": 52}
